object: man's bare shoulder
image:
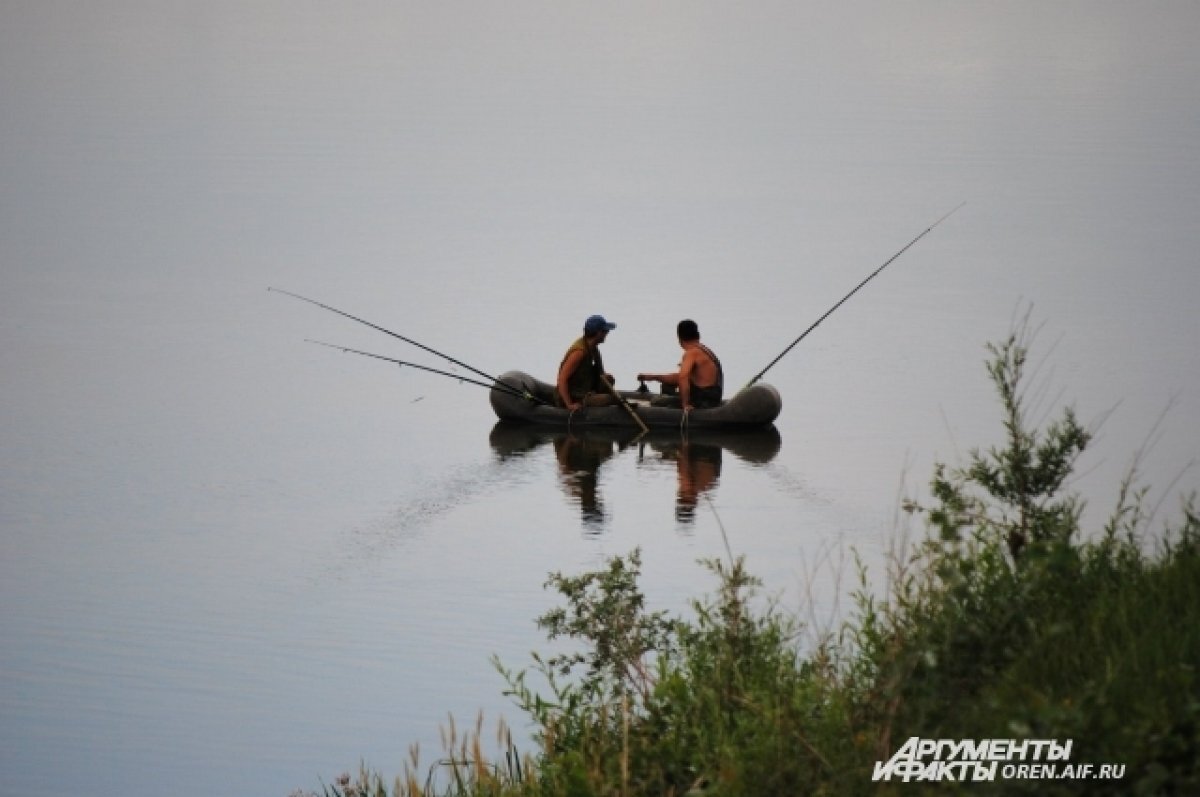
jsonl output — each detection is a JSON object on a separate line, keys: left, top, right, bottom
{"left": 560, "top": 346, "right": 586, "bottom": 369}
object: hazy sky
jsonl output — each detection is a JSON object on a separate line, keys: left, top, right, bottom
{"left": 2, "top": 4, "right": 1198, "bottom": 795}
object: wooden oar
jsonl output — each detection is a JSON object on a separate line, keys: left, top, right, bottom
{"left": 601, "top": 375, "right": 650, "bottom": 434}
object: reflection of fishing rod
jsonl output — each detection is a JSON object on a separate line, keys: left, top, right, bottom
{"left": 745, "top": 203, "right": 965, "bottom": 389}
{"left": 269, "top": 287, "right": 509, "bottom": 389}
{"left": 305, "top": 340, "right": 548, "bottom": 404}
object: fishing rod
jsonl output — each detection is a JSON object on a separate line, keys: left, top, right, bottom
{"left": 745, "top": 202, "right": 965, "bottom": 389}
{"left": 304, "top": 340, "right": 548, "bottom": 403}
{"left": 270, "top": 289, "right": 508, "bottom": 388}
{"left": 269, "top": 287, "right": 510, "bottom": 390}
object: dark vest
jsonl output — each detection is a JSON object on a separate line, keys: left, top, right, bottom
{"left": 560, "top": 337, "right": 606, "bottom": 400}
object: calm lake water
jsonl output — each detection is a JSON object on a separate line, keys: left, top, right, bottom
{"left": 3, "top": 3, "right": 1199, "bottom": 795}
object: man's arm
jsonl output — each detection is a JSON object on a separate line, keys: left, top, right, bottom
{"left": 558, "top": 348, "right": 586, "bottom": 409}
{"left": 678, "top": 349, "right": 698, "bottom": 409}
{"left": 636, "top": 371, "right": 680, "bottom": 385}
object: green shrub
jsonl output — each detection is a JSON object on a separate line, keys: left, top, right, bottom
{"left": 308, "top": 320, "right": 1199, "bottom": 796}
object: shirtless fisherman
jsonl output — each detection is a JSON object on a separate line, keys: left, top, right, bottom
{"left": 637, "top": 319, "right": 724, "bottom": 411}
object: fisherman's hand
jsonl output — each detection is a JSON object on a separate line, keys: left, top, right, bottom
{"left": 568, "top": 401, "right": 583, "bottom": 412}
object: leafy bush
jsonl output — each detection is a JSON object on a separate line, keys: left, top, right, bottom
{"left": 307, "top": 321, "right": 1199, "bottom": 796}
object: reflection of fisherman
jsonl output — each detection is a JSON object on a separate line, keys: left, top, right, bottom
{"left": 553, "top": 434, "right": 617, "bottom": 529}
{"left": 673, "top": 440, "right": 722, "bottom": 522}
{"left": 637, "top": 319, "right": 724, "bottom": 411}
{"left": 557, "top": 315, "right": 618, "bottom": 411}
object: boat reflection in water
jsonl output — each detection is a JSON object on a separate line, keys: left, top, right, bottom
{"left": 488, "top": 422, "right": 782, "bottom": 532}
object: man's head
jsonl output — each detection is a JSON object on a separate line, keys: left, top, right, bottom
{"left": 584, "top": 315, "right": 617, "bottom": 339}
{"left": 677, "top": 319, "right": 700, "bottom": 342}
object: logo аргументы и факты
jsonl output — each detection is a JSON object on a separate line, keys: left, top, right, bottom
{"left": 872, "top": 738, "right": 1126, "bottom": 784}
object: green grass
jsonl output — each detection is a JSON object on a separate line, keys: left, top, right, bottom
{"left": 301, "top": 323, "right": 1200, "bottom": 797}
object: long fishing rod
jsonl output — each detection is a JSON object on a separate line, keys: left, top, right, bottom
{"left": 745, "top": 202, "right": 965, "bottom": 388}
{"left": 269, "top": 287, "right": 509, "bottom": 390}
{"left": 305, "top": 340, "right": 548, "bottom": 403}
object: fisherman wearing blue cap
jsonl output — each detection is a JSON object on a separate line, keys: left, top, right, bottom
{"left": 556, "top": 315, "right": 618, "bottom": 410}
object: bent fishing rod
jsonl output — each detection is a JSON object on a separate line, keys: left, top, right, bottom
{"left": 304, "top": 340, "right": 548, "bottom": 403}
{"left": 745, "top": 202, "right": 965, "bottom": 389}
{"left": 269, "top": 287, "right": 540, "bottom": 401}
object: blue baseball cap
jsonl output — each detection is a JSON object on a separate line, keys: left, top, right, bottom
{"left": 584, "top": 315, "right": 617, "bottom": 335}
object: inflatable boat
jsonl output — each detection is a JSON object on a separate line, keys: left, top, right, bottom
{"left": 489, "top": 370, "right": 781, "bottom": 430}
